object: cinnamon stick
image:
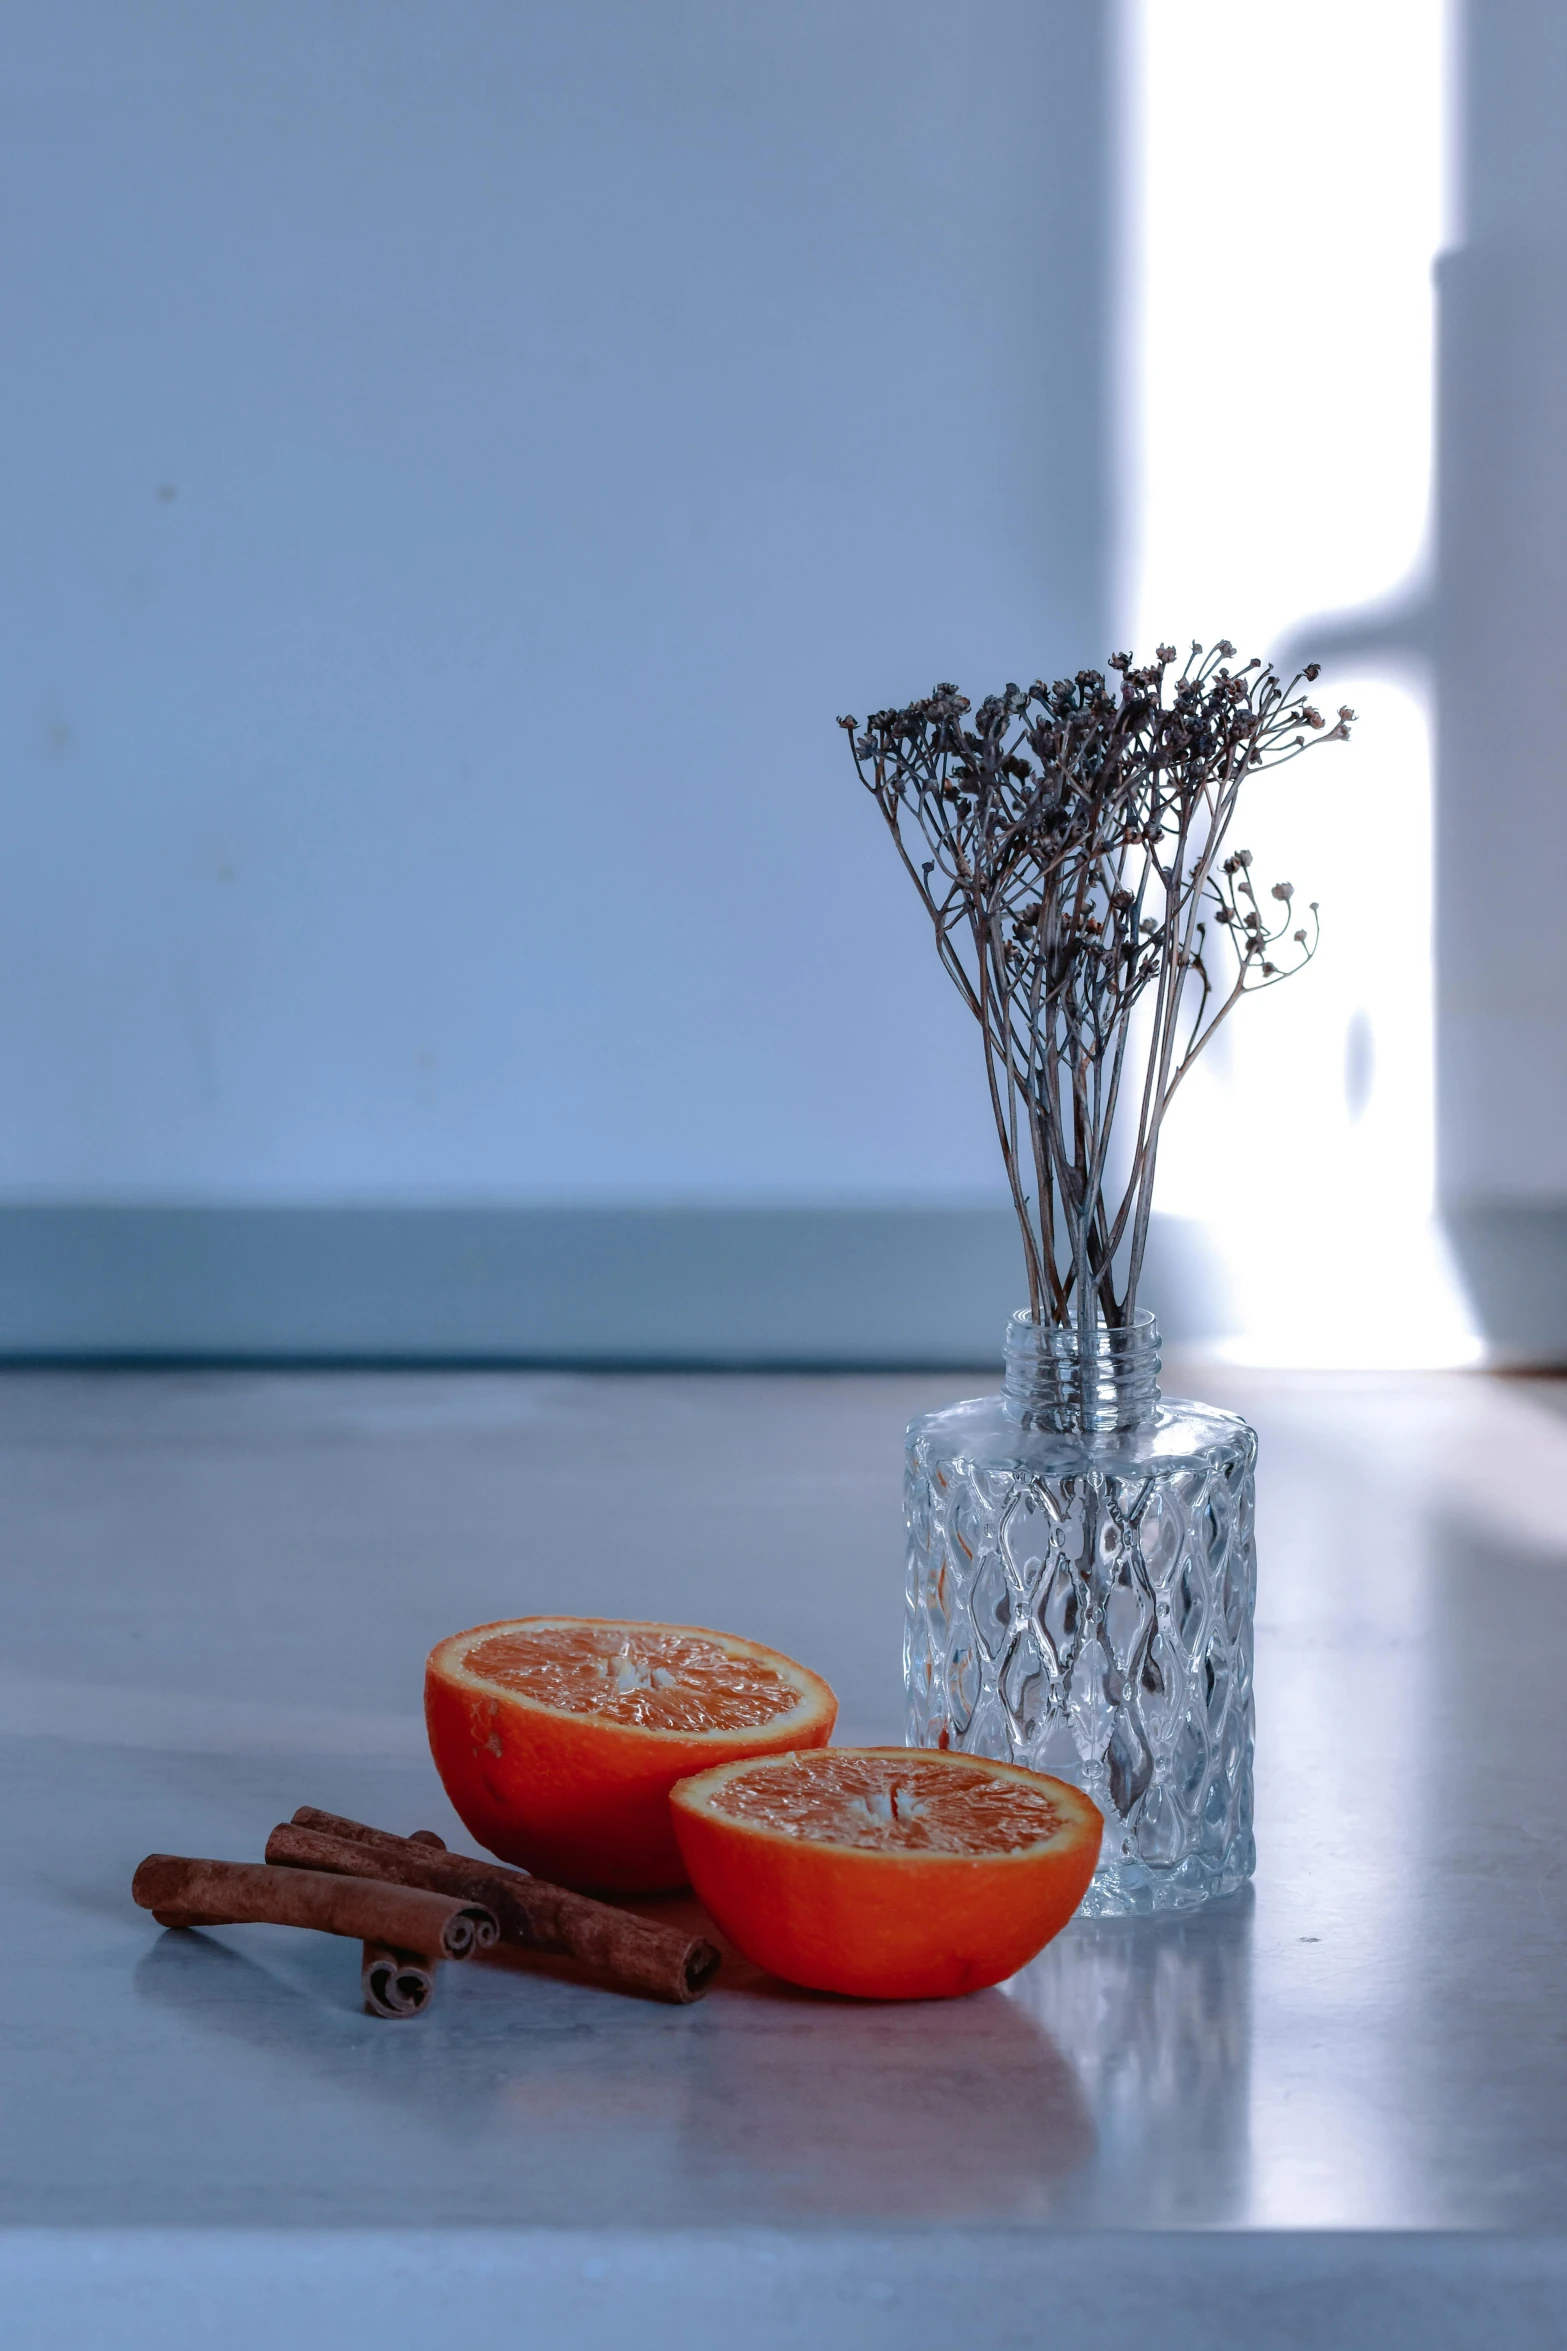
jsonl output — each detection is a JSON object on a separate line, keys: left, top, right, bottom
{"left": 361, "top": 1942, "right": 438, "bottom": 2019}
{"left": 278, "top": 1809, "right": 721, "bottom": 2003}
{"left": 131, "top": 1856, "right": 498, "bottom": 1960}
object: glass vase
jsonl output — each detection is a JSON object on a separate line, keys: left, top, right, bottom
{"left": 904, "top": 1311, "right": 1256, "bottom": 1914}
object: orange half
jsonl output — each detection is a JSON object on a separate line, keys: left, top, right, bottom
{"left": 425, "top": 1615, "right": 837, "bottom": 1891}
{"left": 670, "top": 1746, "right": 1101, "bottom": 1998}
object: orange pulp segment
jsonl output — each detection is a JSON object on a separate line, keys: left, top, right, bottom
{"left": 700, "top": 1746, "right": 1073, "bottom": 1852}
{"left": 459, "top": 1621, "right": 809, "bottom": 1735}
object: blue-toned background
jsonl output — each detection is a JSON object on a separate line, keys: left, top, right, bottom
{"left": 0, "top": 0, "right": 1115, "bottom": 1356}
{"left": 1, "top": 0, "right": 1563, "bottom": 1361}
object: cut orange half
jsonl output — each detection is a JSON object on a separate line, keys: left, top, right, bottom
{"left": 669, "top": 1747, "right": 1101, "bottom": 1999}
{"left": 425, "top": 1616, "right": 837, "bottom": 1892}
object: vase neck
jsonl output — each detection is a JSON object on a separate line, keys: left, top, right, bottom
{"left": 1003, "top": 1310, "right": 1162, "bottom": 1433}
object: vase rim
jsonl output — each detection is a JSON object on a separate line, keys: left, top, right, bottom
{"left": 1006, "top": 1306, "right": 1160, "bottom": 1339}
{"left": 1003, "top": 1307, "right": 1162, "bottom": 1431}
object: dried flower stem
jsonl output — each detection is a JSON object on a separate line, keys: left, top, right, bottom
{"left": 842, "top": 642, "right": 1353, "bottom": 1333}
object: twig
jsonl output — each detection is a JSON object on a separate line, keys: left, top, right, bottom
{"left": 841, "top": 644, "right": 1352, "bottom": 1326}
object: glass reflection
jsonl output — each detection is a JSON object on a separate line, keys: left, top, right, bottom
{"left": 1006, "top": 1892, "right": 1253, "bottom": 2224}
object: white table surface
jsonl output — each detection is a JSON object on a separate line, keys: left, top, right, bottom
{"left": 5, "top": 1364, "right": 1567, "bottom": 2347}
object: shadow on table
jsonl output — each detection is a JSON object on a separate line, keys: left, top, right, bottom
{"left": 132, "top": 1906, "right": 1099, "bottom": 2225}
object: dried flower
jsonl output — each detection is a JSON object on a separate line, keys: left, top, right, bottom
{"left": 840, "top": 641, "right": 1351, "bottom": 1329}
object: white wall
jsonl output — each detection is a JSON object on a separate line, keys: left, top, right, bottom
{"left": 0, "top": 0, "right": 1107, "bottom": 1208}
{"left": 1431, "top": 0, "right": 1567, "bottom": 1352}
{"left": 1438, "top": 0, "right": 1567, "bottom": 1204}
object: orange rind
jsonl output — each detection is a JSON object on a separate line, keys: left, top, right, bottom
{"left": 425, "top": 1615, "right": 837, "bottom": 1891}
{"left": 670, "top": 1745, "right": 1101, "bottom": 1998}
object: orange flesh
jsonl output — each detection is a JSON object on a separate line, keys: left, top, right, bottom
{"left": 460, "top": 1623, "right": 805, "bottom": 1736}
{"left": 701, "top": 1750, "right": 1067, "bottom": 1855}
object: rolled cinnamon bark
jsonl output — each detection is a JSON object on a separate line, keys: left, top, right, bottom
{"left": 279, "top": 1809, "right": 721, "bottom": 2003}
{"left": 131, "top": 1855, "right": 497, "bottom": 1959}
{"left": 361, "top": 1942, "right": 438, "bottom": 2019}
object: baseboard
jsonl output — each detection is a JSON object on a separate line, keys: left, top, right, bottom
{"left": 0, "top": 1204, "right": 1232, "bottom": 1366}
{"left": 1443, "top": 1202, "right": 1567, "bottom": 1368}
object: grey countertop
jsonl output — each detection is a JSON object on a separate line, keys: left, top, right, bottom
{"left": 5, "top": 1364, "right": 1567, "bottom": 2346}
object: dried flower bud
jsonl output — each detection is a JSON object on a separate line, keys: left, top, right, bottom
{"left": 1271, "top": 882, "right": 1294, "bottom": 901}
{"left": 1304, "top": 662, "right": 1321, "bottom": 681}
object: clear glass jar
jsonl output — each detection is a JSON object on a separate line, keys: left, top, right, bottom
{"left": 904, "top": 1312, "right": 1256, "bottom": 1914}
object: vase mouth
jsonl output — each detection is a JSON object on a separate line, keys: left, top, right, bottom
{"left": 1003, "top": 1308, "right": 1162, "bottom": 1433}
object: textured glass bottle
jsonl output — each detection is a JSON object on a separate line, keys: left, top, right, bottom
{"left": 904, "top": 1312, "right": 1256, "bottom": 1914}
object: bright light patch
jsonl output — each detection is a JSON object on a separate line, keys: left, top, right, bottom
{"left": 1119, "top": 0, "right": 1475, "bottom": 1367}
